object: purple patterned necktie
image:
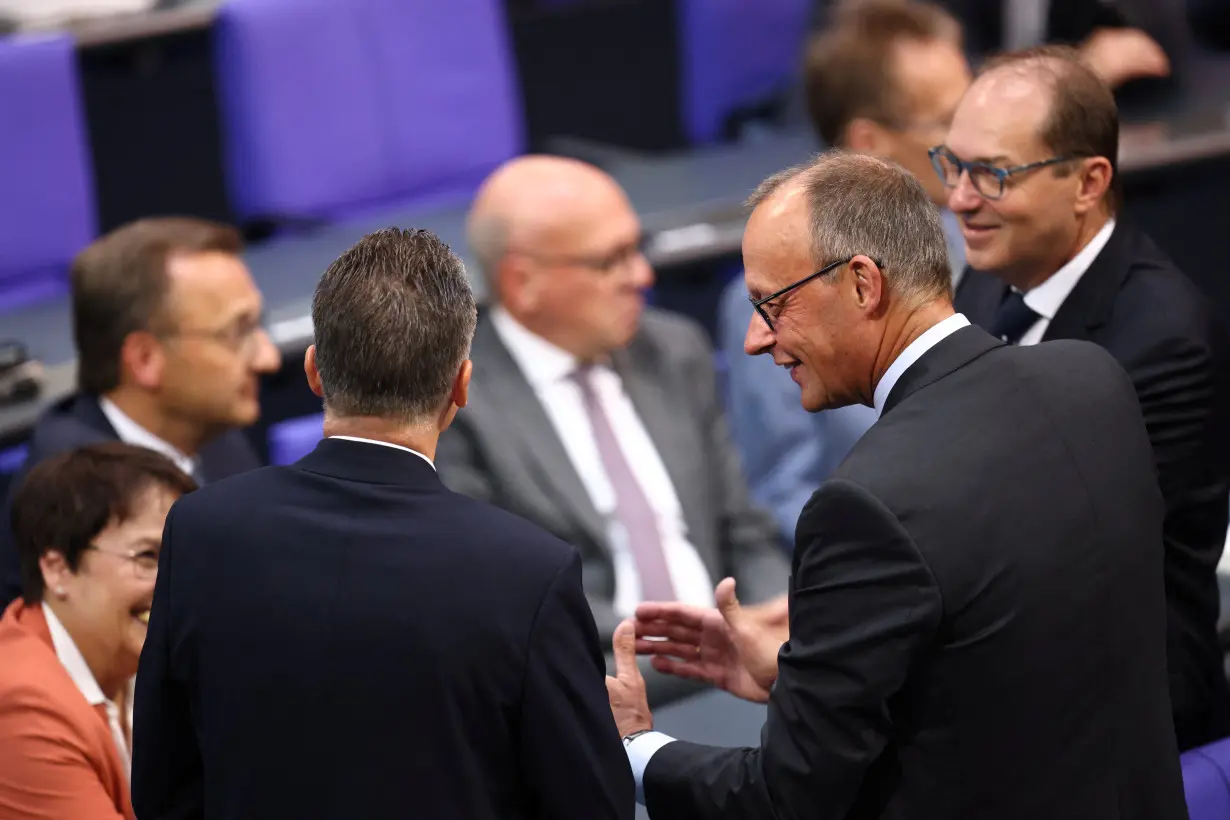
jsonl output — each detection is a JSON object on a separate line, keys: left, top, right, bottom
{"left": 572, "top": 365, "right": 676, "bottom": 602}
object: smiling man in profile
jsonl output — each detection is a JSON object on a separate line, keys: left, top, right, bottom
{"left": 609, "top": 151, "right": 1186, "bottom": 820}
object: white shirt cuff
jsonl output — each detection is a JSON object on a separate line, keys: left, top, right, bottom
{"left": 626, "top": 731, "right": 676, "bottom": 805}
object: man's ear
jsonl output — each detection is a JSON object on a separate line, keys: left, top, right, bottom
{"left": 845, "top": 117, "right": 894, "bottom": 157}
{"left": 121, "top": 331, "right": 167, "bottom": 390}
{"left": 304, "top": 345, "right": 324, "bottom": 398}
{"left": 850, "top": 255, "right": 885, "bottom": 315}
{"left": 437, "top": 359, "right": 473, "bottom": 433}
{"left": 1074, "top": 157, "right": 1114, "bottom": 216}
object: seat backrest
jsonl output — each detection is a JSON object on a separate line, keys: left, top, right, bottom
{"left": 677, "top": 0, "right": 811, "bottom": 145}
{"left": 215, "top": 0, "right": 522, "bottom": 222}
{"left": 1182, "top": 737, "right": 1230, "bottom": 819}
{"left": 0, "top": 33, "right": 96, "bottom": 312}
{"left": 267, "top": 413, "right": 324, "bottom": 466}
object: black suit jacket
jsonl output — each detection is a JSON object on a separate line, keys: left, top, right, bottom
{"left": 644, "top": 327, "right": 1187, "bottom": 820}
{"left": 131, "top": 437, "right": 633, "bottom": 820}
{"left": 956, "top": 222, "right": 1230, "bottom": 751}
{"left": 0, "top": 392, "right": 261, "bottom": 605}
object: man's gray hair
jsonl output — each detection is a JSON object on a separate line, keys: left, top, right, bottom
{"left": 311, "top": 227, "right": 477, "bottom": 421}
{"left": 747, "top": 151, "right": 953, "bottom": 303}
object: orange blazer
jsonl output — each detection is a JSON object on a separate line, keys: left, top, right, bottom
{"left": 0, "top": 599, "right": 134, "bottom": 820}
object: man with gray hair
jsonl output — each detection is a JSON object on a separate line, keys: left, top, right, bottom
{"left": 607, "top": 152, "right": 1186, "bottom": 819}
{"left": 132, "top": 228, "right": 633, "bottom": 820}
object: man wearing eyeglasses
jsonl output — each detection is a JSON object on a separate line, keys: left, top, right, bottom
{"left": 718, "top": 1, "right": 971, "bottom": 540}
{"left": 0, "top": 218, "right": 281, "bottom": 607}
{"left": 437, "top": 155, "right": 791, "bottom": 706}
{"left": 944, "top": 46, "right": 1230, "bottom": 751}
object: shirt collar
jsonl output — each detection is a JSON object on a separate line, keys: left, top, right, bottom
{"left": 490, "top": 307, "right": 585, "bottom": 386}
{"left": 42, "top": 603, "right": 107, "bottom": 707}
{"left": 1020, "top": 218, "right": 1116, "bottom": 321}
{"left": 326, "top": 436, "right": 436, "bottom": 470}
{"left": 873, "top": 313, "right": 972, "bottom": 415}
{"left": 98, "top": 396, "right": 200, "bottom": 478}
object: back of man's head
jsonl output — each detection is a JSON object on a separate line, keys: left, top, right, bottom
{"left": 72, "top": 217, "right": 243, "bottom": 395}
{"left": 310, "top": 228, "right": 477, "bottom": 424}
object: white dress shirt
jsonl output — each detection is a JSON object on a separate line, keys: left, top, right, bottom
{"left": 99, "top": 397, "right": 200, "bottom": 479}
{"left": 43, "top": 604, "right": 132, "bottom": 779}
{"left": 491, "top": 308, "right": 715, "bottom": 616}
{"left": 327, "top": 435, "right": 436, "bottom": 470}
{"left": 625, "top": 311, "right": 972, "bottom": 803}
{"left": 1016, "top": 219, "right": 1117, "bottom": 346}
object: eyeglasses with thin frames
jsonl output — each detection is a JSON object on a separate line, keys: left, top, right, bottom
{"left": 87, "top": 543, "right": 160, "bottom": 581}
{"left": 749, "top": 256, "right": 861, "bottom": 332}
{"left": 163, "top": 315, "right": 270, "bottom": 359}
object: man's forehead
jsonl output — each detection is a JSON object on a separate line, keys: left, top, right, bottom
{"left": 949, "top": 73, "right": 1048, "bottom": 158}
{"left": 164, "top": 251, "right": 261, "bottom": 319}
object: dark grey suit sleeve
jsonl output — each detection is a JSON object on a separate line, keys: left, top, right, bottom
{"left": 435, "top": 416, "right": 496, "bottom": 503}
{"left": 131, "top": 504, "right": 204, "bottom": 820}
{"left": 643, "top": 478, "right": 943, "bottom": 820}
{"left": 679, "top": 321, "right": 790, "bottom": 604}
{"left": 519, "top": 551, "right": 635, "bottom": 819}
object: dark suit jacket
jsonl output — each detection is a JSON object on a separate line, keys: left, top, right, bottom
{"left": 131, "top": 437, "right": 633, "bottom": 820}
{"left": 643, "top": 327, "right": 1187, "bottom": 820}
{"left": 435, "top": 308, "right": 791, "bottom": 701}
{"left": 956, "top": 222, "right": 1230, "bottom": 751}
{"left": 0, "top": 393, "right": 261, "bottom": 606}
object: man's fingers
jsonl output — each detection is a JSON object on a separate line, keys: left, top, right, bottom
{"left": 635, "top": 638, "right": 703, "bottom": 659}
{"left": 612, "top": 619, "right": 640, "bottom": 680}
{"left": 650, "top": 656, "right": 712, "bottom": 683}
{"left": 715, "top": 577, "right": 741, "bottom": 622}
{"left": 635, "top": 601, "right": 708, "bottom": 630}
{"left": 635, "top": 620, "right": 702, "bottom": 645}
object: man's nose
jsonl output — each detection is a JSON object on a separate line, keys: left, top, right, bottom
{"left": 947, "top": 171, "right": 982, "bottom": 214}
{"left": 251, "top": 330, "right": 282, "bottom": 373}
{"left": 744, "top": 311, "right": 773, "bottom": 356}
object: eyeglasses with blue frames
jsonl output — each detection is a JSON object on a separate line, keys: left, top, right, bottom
{"left": 928, "top": 146, "right": 1087, "bottom": 200}
{"left": 749, "top": 256, "right": 867, "bottom": 332}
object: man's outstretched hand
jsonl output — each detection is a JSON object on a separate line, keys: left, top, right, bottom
{"left": 633, "top": 578, "right": 788, "bottom": 704}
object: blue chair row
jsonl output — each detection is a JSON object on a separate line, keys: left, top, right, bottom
{"left": 1183, "top": 736, "right": 1230, "bottom": 818}
{"left": 0, "top": 0, "right": 811, "bottom": 313}
{"left": 0, "top": 33, "right": 95, "bottom": 313}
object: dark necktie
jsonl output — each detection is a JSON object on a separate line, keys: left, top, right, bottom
{"left": 991, "top": 289, "right": 1041, "bottom": 345}
{"left": 572, "top": 366, "right": 676, "bottom": 602}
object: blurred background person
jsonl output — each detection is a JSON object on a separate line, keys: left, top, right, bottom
{"left": 0, "top": 218, "right": 281, "bottom": 607}
{"left": 943, "top": 45, "right": 1230, "bottom": 751}
{"left": 440, "top": 154, "right": 790, "bottom": 704}
{"left": 928, "top": 0, "right": 1189, "bottom": 89}
{"left": 719, "top": 0, "right": 971, "bottom": 538}
{"left": 0, "top": 443, "right": 194, "bottom": 820}
{"left": 131, "top": 228, "right": 632, "bottom": 820}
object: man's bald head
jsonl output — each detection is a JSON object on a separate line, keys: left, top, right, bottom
{"left": 466, "top": 155, "right": 653, "bottom": 360}
{"left": 467, "top": 156, "right": 630, "bottom": 283}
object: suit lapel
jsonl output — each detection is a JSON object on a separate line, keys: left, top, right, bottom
{"left": 953, "top": 267, "right": 1008, "bottom": 331}
{"left": 472, "top": 321, "right": 607, "bottom": 549}
{"left": 1043, "top": 222, "right": 1131, "bottom": 341}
